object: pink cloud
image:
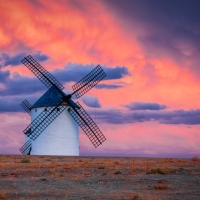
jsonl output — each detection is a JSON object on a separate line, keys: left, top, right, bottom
{"left": 81, "top": 122, "right": 200, "bottom": 157}
{"left": 0, "top": 113, "right": 30, "bottom": 154}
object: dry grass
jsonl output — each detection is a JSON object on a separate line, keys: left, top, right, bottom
{"left": 84, "top": 171, "right": 91, "bottom": 176}
{"left": 0, "top": 191, "right": 8, "bottom": 199}
{"left": 0, "top": 156, "right": 199, "bottom": 199}
{"left": 164, "top": 158, "right": 174, "bottom": 163}
{"left": 30, "top": 192, "right": 35, "bottom": 197}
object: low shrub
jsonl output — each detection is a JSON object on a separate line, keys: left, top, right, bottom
{"left": 191, "top": 156, "right": 198, "bottom": 161}
{"left": 21, "top": 158, "right": 30, "bottom": 163}
{"left": 147, "top": 168, "right": 169, "bottom": 174}
{"left": 114, "top": 170, "right": 122, "bottom": 175}
{"left": 132, "top": 193, "right": 139, "bottom": 200}
{"left": 98, "top": 166, "right": 105, "bottom": 169}
{"left": 154, "top": 184, "right": 169, "bottom": 190}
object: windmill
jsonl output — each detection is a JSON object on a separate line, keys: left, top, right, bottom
{"left": 19, "top": 55, "right": 106, "bottom": 155}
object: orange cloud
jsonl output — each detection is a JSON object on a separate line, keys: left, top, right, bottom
{"left": 1, "top": 0, "right": 199, "bottom": 110}
{"left": 0, "top": 0, "right": 143, "bottom": 65}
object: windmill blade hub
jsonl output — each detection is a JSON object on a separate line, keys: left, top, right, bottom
{"left": 63, "top": 94, "right": 72, "bottom": 101}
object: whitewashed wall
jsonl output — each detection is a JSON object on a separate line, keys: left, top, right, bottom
{"left": 28, "top": 106, "right": 79, "bottom": 156}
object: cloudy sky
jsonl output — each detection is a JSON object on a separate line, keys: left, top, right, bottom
{"left": 0, "top": 0, "right": 200, "bottom": 157}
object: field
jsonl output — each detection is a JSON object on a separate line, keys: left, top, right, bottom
{"left": 0, "top": 155, "right": 200, "bottom": 200}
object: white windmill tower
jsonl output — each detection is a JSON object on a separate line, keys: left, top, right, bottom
{"left": 23, "top": 88, "right": 79, "bottom": 156}
{"left": 20, "top": 55, "right": 106, "bottom": 156}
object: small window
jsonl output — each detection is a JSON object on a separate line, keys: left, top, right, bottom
{"left": 57, "top": 108, "right": 60, "bottom": 111}
{"left": 35, "top": 109, "right": 37, "bottom": 112}
{"left": 44, "top": 108, "right": 47, "bottom": 111}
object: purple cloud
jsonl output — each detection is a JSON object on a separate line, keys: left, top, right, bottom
{"left": 0, "top": 70, "right": 10, "bottom": 83}
{"left": 124, "top": 102, "right": 167, "bottom": 110}
{"left": 89, "top": 107, "right": 200, "bottom": 125}
{"left": 0, "top": 51, "right": 49, "bottom": 67}
{"left": 0, "top": 94, "right": 37, "bottom": 113}
{"left": 0, "top": 71, "right": 46, "bottom": 96}
{"left": 0, "top": 98, "right": 23, "bottom": 112}
{"left": 0, "top": 60, "right": 131, "bottom": 96}
{"left": 82, "top": 96, "right": 101, "bottom": 108}
{"left": 55, "top": 62, "right": 131, "bottom": 82}
{"left": 95, "top": 83, "right": 124, "bottom": 89}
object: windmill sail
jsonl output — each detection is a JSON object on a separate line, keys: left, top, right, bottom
{"left": 20, "top": 99, "right": 32, "bottom": 115}
{"left": 72, "top": 65, "right": 106, "bottom": 99}
{"left": 21, "top": 55, "right": 64, "bottom": 95}
{"left": 24, "top": 98, "right": 65, "bottom": 138}
{"left": 19, "top": 139, "right": 32, "bottom": 155}
{"left": 20, "top": 103, "right": 67, "bottom": 154}
{"left": 68, "top": 102, "right": 106, "bottom": 148}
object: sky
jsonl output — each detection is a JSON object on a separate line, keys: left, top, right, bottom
{"left": 0, "top": 0, "right": 200, "bottom": 158}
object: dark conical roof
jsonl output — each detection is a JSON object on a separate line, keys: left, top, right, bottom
{"left": 31, "top": 87, "right": 79, "bottom": 109}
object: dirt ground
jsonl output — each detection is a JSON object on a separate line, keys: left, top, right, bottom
{"left": 0, "top": 155, "right": 200, "bottom": 200}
